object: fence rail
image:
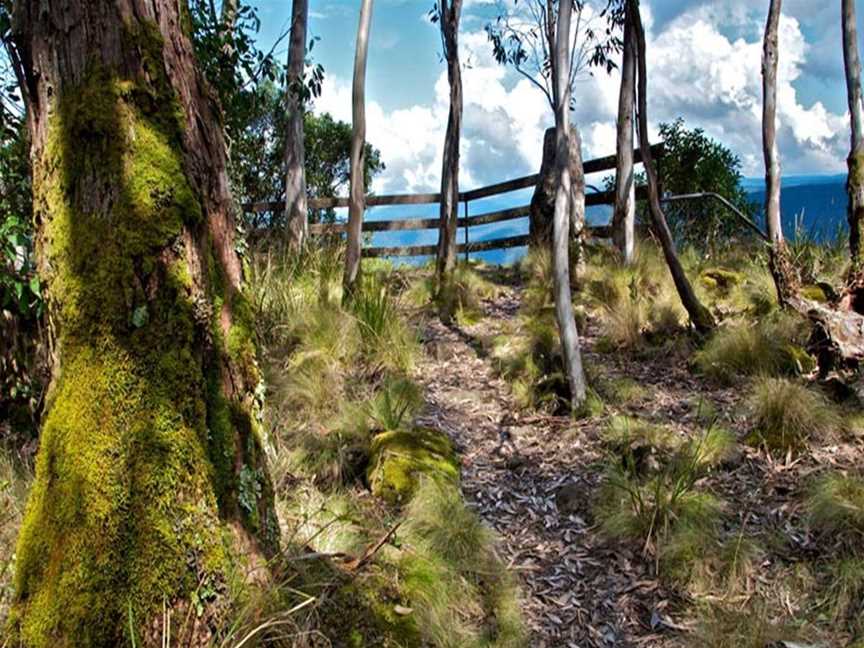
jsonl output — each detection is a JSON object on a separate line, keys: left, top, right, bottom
{"left": 242, "top": 144, "right": 665, "bottom": 259}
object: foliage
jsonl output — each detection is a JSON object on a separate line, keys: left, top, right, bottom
{"left": 613, "top": 119, "right": 759, "bottom": 253}
{"left": 746, "top": 378, "right": 841, "bottom": 453}
{"left": 485, "top": 0, "right": 622, "bottom": 109}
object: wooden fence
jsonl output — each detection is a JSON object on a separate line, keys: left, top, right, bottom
{"left": 242, "top": 144, "right": 665, "bottom": 259}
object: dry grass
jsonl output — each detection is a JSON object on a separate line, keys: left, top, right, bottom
{"left": 746, "top": 377, "right": 842, "bottom": 453}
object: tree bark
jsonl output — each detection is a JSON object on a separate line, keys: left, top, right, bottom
{"left": 10, "top": 1, "right": 278, "bottom": 644}
{"left": 435, "top": 0, "right": 463, "bottom": 322}
{"left": 761, "top": 0, "right": 799, "bottom": 306}
{"left": 284, "top": 0, "right": 309, "bottom": 251}
{"left": 843, "top": 0, "right": 864, "bottom": 301}
{"left": 612, "top": 4, "right": 636, "bottom": 265}
{"left": 552, "top": 0, "right": 588, "bottom": 411}
{"left": 629, "top": 0, "right": 715, "bottom": 334}
{"left": 343, "top": 0, "right": 374, "bottom": 297}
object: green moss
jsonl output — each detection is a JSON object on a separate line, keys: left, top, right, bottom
{"left": 10, "top": 26, "right": 276, "bottom": 645}
{"left": 800, "top": 283, "right": 830, "bottom": 302}
{"left": 700, "top": 268, "right": 744, "bottom": 296}
{"left": 366, "top": 427, "right": 460, "bottom": 504}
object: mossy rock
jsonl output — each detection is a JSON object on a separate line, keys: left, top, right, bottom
{"left": 367, "top": 427, "right": 459, "bottom": 504}
{"left": 700, "top": 268, "right": 744, "bottom": 295}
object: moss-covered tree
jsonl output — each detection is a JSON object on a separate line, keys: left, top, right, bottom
{"left": 843, "top": 0, "right": 864, "bottom": 301}
{"left": 9, "top": 0, "right": 278, "bottom": 644}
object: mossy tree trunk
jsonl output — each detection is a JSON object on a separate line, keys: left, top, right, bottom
{"left": 284, "top": 0, "right": 309, "bottom": 252}
{"left": 761, "top": 0, "right": 799, "bottom": 307}
{"left": 344, "top": 0, "right": 374, "bottom": 298}
{"left": 843, "top": 0, "right": 864, "bottom": 304}
{"left": 10, "top": 1, "right": 278, "bottom": 645}
{"left": 435, "top": 0, "right": 463, "bottom": 323}
{"left": 629, "top": 0, "right": 715, "bottom": 334}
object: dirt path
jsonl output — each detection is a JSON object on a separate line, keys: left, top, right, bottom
{"left": 412, "top": 286, "right": 682, "bottom": 648}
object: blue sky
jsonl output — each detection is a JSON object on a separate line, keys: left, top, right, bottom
{"left": 248, "top": 0, "right": 862, "bottom": 193}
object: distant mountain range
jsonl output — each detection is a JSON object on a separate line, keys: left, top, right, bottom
{"left": 742, "top": 174, "right": 848, "bottom": 242}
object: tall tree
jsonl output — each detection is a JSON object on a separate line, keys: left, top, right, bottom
{"left": 843, "top": 0, "right": 864, "bottom": 297}
{"left": 344, "top": 0, "right": 374, "bottom": 297}
{"left": 552, "top": 0, "right": 588, "bottom": 411}
{"left": 433, "top": 0, "right": 464, "bottom": 321}
{"left": 762, "top": 0, "right": 798, "bottom": 305}
{"left": 487, "top": 0, "right": 618, "bottom": 254}
{"left": 628, "top": 0, "right": 715, "bottom": 333}
{"left": 9, "top": 0, "right": 278, "bottom": 643}
{"left": 284, "top": 0, "right": 310, "bottom": 250}
{"left": 611, "top": 0, "right": 636, "bottom": 264}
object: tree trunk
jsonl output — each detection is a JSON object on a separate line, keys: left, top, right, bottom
{"left": 843, "top": 0, "right": 864, "bottom": 303}
{"left": 343, "top": 0, "right": 374, "bottom": 297}
{"left": 629, "top": 0, "right": 715, "bottom": 334}
{"left": 284, "top": 0, "right": 309, "bottom": 251}
{"left": 552, "top": 0, "right": 588, "bottom": 411}
{"left": 612, "top": 4, "right": 636, "bottom": 265}
{"left": 435, "top": 0, "right": 463, "bottom": 322}
{"left": 762, "top": 0, "right": 799, "bottom": 306}
{"left": 10, "top": 1, "right": 278, "bottom": 644}
{"left": 529, "top": 126, "right": 585, "bottom": 254}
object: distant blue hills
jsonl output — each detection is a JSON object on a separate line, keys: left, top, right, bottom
{"left": 742, "top": 174, "right": 848, "bottom": 242}
{"left": 365, "top": 174, "right": 850, "bottom": 266}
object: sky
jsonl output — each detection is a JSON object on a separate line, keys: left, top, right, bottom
{"left": 249, "top": 0, "right": 863, "bottom": 195}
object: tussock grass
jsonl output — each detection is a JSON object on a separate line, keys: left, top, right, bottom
{"left": 692, "top": 313, "right": 814, "bottom": 385}
{"left": 406, "top": 262, "right": 498, "bottom": 325}
{"left": 747, "top": 377, "right": 841, "bottom": 453}
{"left": 595, "top": 421, "right": 735, "bottom": 581}
{"left": 582, "top": 244, "right": 686, "bottom": 350}
{"left": 807, "top": 473, "right": 864, "bottom": 541}
{"left": 400, "top": 478, "right": 527, "bottom": 648}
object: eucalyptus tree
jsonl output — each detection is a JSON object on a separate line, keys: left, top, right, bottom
{"left": 551, "top": 0, "right": 588, "bottom": 411}
{"left": 285, "top": 0, "right": 310, "bottom": 251}
{"left": 762, "top": 0, "right": 798, "bottom": 305}
{"left": 8, "top": 0, "right": 278, "bottom": 642}
{"left": 843, "top": 0, "right": 864, "bottom": 293}
{"left": 486, "top": 0, "right": 619, "bottom": 254}
{"left": 432, "top": 0, "right": 464, "bottom": 321}
{"left": 344, "top": 0, "right": 375, "bottom": 297}
{"left": 628, "top": 0, "right": 715, "bottom": 333}
{"left": 610, "top": 0, "right": 636, "bottom": 264}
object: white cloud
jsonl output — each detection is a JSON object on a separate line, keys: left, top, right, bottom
{"left": 313, "top": 1, "right": 850, "bottom": 196}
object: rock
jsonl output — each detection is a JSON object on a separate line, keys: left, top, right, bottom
{"left": 366, "top": 427, "right": 460, "bottom": 504}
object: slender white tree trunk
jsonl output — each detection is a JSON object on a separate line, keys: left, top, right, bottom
{"left": 762, "top": 0, "right": 798, "bottom": 305}
{"left": 344, "top": 0, "right": 374, "bottom": 296}
{"left": 436, "top": 0, "right": 463, "bottom": 321}
{"left": 843, "top": 0, "right": 864, "bottom": 292}
{"left": 612, "top": 4, "right": 636, "bottom": 265}
{"left": 284, "top": 0, "right": 309, "bottom": 251}
{"left": 552, "top": 0, "right": 587, "bottom": 411}
{"left": 629, "top": 0, "right": 715, "bottom": 333}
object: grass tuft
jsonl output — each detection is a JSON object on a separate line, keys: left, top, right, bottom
{"left": 807, "top": 473, "right": 864, "bottom": 541}
{"left": 692, "top": 313, "right": 814, "bottom": 385}
{"left": 746, "top": 377, "right": 841, "bottom": 453}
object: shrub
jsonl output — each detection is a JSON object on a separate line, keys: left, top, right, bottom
{"left": 692, "top": 313, "right": 814, "bottom": 384}
{"left": 747, "top": 378, "right": 841, "bottom": 453}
